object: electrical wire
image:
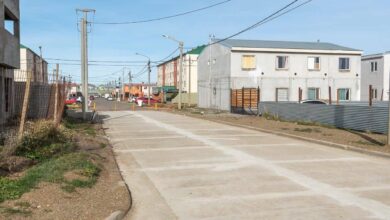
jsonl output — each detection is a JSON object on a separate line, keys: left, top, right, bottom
{"left": 93, "top": 0, "right": 232, "bottom": 25}
{"left": 210, "top": 0, "right": 313, "bottom": 46}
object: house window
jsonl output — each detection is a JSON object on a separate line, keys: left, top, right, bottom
{"left": 339, "top": 58, "right": 350, "bottom": 71}
{"left": 370, "top": 62, "right": 378, "bottom": 72}
{"left": 308, "top": 57, "right": 320, "bottom": 71}
{"left": 308, "top": 88, "right": 320, "bottom": 100}
{"left": 276, "top": 88, "right": 289, "bottom": 102}
{"left": 241, "top": 55, "right": 256, "bottom": 70}
{"left": 276, "top": 56, "right": 289, "bottom": 70}
{"left": 338, "top": 88, "right": 351, "bottom": 101}
{"left": 4, "top": 7, "right": 18, "bottom": 36}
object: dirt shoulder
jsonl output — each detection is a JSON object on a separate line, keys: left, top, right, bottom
{"left": 159, "top": 107, "right": 390, "bottom": 155}
{"left": 0, "top": 120, "right": 131, "bottom": 220}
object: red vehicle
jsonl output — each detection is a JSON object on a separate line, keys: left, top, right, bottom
{"left": 65, "top": 97, "right": 77, "bottom": 105}
{"left": 135, "top": 97, "right": 160, "bottom": 104}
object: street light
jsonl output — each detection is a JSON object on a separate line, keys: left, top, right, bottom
{"left": 135, "top": 52, "right": 151, "bottom": 106}
{"left": 163, "top": 35, "right": 184, "bottom": 110}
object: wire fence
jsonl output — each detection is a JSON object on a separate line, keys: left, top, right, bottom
{"left": 0, "top": 68, "right": 69, "bottom": 138}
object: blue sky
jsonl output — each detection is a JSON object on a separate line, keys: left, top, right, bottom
{"left": 20, "top": 0, "right": 390, "bottom": 85}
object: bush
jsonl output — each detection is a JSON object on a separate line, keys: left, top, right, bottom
{"left": 15, "top": 121, "right": 76, "bottom": 161}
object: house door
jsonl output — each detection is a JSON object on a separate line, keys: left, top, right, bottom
{"left": 276, "top": 88, "right": 289, "bottom": 102}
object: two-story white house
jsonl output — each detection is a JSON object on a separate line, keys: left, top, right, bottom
{"left": 198, "top": 39, "right": 362, "bottom": 111}
{"left": 361, "top": 52, "right": 390, "bottom": 101}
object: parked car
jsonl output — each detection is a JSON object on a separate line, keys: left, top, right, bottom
{"left": 65, "top": 97, "right": 77, "bottom": 105}
{"left": 107, "top": 96, "right": 114, "bottom": 101}
{"left": 301, "top": 100, "right": 327, "bottom": 105}
{"left": 135, "top": 97, "right": 160, "bottom": 105}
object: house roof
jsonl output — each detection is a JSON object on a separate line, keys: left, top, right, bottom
{"left": 362, "top": 51, "right": 390, "bottom": 60}
{"left": 216, "top": 39, "right": 361, "bottom": 52}
{"left": 157, "top": 45, "right": 206, "bottom": 67}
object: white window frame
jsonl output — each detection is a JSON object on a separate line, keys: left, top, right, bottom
{"left": 307, "top": 87, "right": 320, "bottom": 100}
{"left": 276, "top": 56, "right": 289, "bottom": 70}
{"left": 339, "top": 57, "right": 350, "bottom": 71}
{"left": 337, "top": 88, "right": 351, "bottom": 101}
{"left": 308, "top": 57, "right": 321, "bottom": 71}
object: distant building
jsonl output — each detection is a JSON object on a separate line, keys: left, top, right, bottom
{"left": 0, "top": 0, "right": 20, "bottom": 127}
{"left": 124, "top": 83, "right": 157, "bottom": 99}
{"left": 361, "top": 52, "right": 390, "bottom": 101}
{"left": 157, "top": 45, "right": 205, "bottom": 96}
{"left": 198, "top": 39, "right": 362, "bottom": 111}
{"left": 14, "top": 44, "right": 48, "bottom": 83}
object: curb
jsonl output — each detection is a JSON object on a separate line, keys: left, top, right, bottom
{"left": 183, "top": 113, "right": 390, "bottom": 160}
{"left": 97, "top": 112, "right": 133, "bottom": 220}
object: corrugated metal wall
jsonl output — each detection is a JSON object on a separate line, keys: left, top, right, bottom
{"left": 259, "top": 102, "right": 389, "bottom": 134}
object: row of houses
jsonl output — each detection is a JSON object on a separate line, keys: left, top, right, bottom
{"left": 156, "top": 39, "right": 389, "bottom": 111}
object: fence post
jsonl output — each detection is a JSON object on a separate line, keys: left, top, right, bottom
{"left": 381, "top": 89, "right": 384, "bottom": 101}
{"left": 298, "top": 87, "right": 302, "bottom": 103}
{"left": 242, "top": 87, "right": 244, "bottom": 114}
{"left": 257, "top": 86, "right": 260, "bottom": 116}
{"left": 249, "top": 88, "right": 252, "bottom": 110}
{"left": 369, "top": 85, "right": 373, "bottom": 107}
{"left": 18, "top": 71, "right": 32, "bottom": 140}
{"left": 230, "top": 89, "right": 232, "bottom": 112}
{"left": 54, "top": 64, "right": 59, "bottom": 125}
{"left": 328, "top": 86, "right": 332, "bottom": 105}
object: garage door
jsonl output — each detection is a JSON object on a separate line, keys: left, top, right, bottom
{"left": 276, "top": 88, "right": 289, "bottom": 102}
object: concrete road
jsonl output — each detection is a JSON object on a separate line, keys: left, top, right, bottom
{"left": 101, "top": 111, "right": 390, "bottom": 220}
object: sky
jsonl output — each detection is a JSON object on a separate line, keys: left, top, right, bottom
{"left": 19, "top": 0, "right": 390, "bottom": 85}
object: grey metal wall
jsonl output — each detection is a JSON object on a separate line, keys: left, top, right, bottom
{"left": 259, "top": 102, "right": 388, "bottom": 134}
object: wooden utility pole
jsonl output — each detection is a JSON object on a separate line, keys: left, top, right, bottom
{"left": 18, "top": 71, "right": 32, "bottom": 140}
{"left": 54, "top": 64, "right": 59, "bottom": 124}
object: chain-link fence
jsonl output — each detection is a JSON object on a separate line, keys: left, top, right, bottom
{"left": 0, "top": 68, "right": 69, "bottom": 137}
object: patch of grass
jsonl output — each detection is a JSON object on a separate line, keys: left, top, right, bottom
{"left": 15, "top": 121, "right": 76, "bottom": 162}
{"left": 63, "top": 118, "right": 96, "bottom": 137}
{"left": 294, "top": 128, "right": 322, "bottom": 133}
{"left": 14, "top": 201, "right": 31, "bottom": 208}
{"left": 0, "top": 153, "right": 100, "bottom": 203}
{"left": 99, "top": 143, "right": 107, "bottom": 149}
{"left": 0, "top": 206, "right": 32, "bottom": 217}
{"left": 353, "top": 140, "right": 381, "bottom": 146}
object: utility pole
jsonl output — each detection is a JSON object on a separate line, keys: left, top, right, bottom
{"left": 77, "top": 8, "right": 95, "bottom": 120}
{"left": 187, "top": 57, "right": 191, "bottom": 107}
{"left": 178, "top": 42, "right": 184, "bottom": 110}
{"left": 148, "top": 60, "right": 151, "bottom": 106}
{"left": 162, "top": 35, "right": 184, "bottom": 110}
{"left": 122, "top": 67, "right": 125, "bottom": 101}
{"left": 388, "top": 70, "right": 390, "bottom": 145}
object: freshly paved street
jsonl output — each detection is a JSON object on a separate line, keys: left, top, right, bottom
{"left": 101, "top": 110, "right": 390, "bottom": 220}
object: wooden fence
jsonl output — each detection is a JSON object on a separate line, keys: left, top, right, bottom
{"left": 231, "top": 87, "right": 260, "bottom": 115}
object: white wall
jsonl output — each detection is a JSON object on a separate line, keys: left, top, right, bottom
{"left": 230, "top": 51, "right": 361, "bottom": 102}
{"left": 361, "top": 55, "right": 385, "bottom": 101}
{"left": 198, "top": 43, "right": 231, "bottom": 110}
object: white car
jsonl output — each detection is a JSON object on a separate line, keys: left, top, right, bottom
{"left": 107, "top": 96, "right": 114, "bottom": 101}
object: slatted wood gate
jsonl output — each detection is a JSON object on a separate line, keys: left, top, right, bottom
{"left": 231, "top": 87, "right": 260, "bottom": 115}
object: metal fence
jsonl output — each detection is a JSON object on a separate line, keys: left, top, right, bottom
{"left": 259, "top": 102, "right": 388, "bottom": 134}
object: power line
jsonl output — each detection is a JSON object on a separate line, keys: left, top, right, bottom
{"left": 210, "top": 0, "right": 313, "bottom": 46}
{"left": 93, "top": 0, "right": 232, "bottom": 25}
